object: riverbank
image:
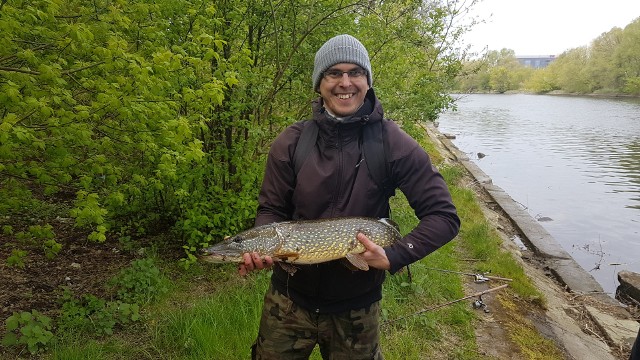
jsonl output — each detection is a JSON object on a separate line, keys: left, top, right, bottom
{"left": 424, "top": 122, "right": 640, "bottom": 359}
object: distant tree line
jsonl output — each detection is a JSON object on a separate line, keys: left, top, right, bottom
{"left": 454, "top": 17, "right": 640, "bottom": 95}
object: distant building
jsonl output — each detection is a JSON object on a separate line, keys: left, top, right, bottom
{"left": 516, "top": 55, "right": 556, "bottom": 69}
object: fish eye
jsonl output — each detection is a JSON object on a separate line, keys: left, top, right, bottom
{"left": 232, "top": 236, "right": 243, "bottom": 243}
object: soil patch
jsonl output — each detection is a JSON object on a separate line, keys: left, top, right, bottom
{"left": 0, "top": 219, "right": 138, "bottom": 338}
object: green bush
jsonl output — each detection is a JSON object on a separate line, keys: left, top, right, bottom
{"left": 2, "top": 310, "right": 55, "bottom": 354}
{"left": 110, "top": 258, "right": 169, "bottom": 304}
{"left": 58, "top": 291, "right": 140, "bottom": 336}
{"left": 5, "top": 249, "right": 28, "bottom": 268}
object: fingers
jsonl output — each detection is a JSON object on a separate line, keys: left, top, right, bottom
{"left": 356, "top": 232, "right": 391, "bottom": 271}
{"left": 237, "top": 252, "right": 273, "bottom": 276}
{"left": 356, "top": 232, "right": 376, "bottom": 250}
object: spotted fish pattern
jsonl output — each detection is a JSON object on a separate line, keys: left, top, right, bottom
{"left": 199, "top": 217, "right": 401, "bottom": 269}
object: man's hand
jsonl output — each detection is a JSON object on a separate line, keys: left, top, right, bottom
{"left": 238, "top": 252, "right": 274, "bottom": 276}
{"left": 356, "top": 233, "right": 391, "bottom": 270}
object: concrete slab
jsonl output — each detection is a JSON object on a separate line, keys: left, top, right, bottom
{"left": 483, "top": 185, "right": 571, "bottom": 259}
{"left": 586, "top": 306, "right": 639, "bottom": 347}
{"left": 546, "top": 258, "right": 608, "bottom": 298}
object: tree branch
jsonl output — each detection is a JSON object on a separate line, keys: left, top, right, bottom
{"left": 0, "top": 61, "right": 105, "bottom": 76}
{"left": 61, "top": 61, "right": 105, "bottom": 75}
{"left": 0, "top": 66, "right": 40, "bottom": 75}
{"left": 0, "top": 44, "right": 52, "bottom": 63}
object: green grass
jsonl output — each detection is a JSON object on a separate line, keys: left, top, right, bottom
{"left": 43, "top": 128, "right": 558, "bottom": 359}
{"left": 149, "top": 271, "right": 268, "bottom": 359}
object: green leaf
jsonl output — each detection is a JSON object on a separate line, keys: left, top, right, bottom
{"left": 1, "top": 332, "right": 18, "bottom": 346}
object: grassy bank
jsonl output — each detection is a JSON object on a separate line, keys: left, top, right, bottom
{"left": 19, "top": 127, "right": 562, "bottom": 359}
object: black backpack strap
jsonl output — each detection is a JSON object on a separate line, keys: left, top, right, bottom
{"left": 293, "top": 120, "right": 319, "bottom": 175}
{"left": 363, "top": 120, "right": 393, "bottom": 196}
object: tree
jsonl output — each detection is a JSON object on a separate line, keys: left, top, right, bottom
{"left": 548, "top": 47, "right": 595, "bottom": 93}
{"left": 614, "top": 18, "right": 640, "bottom": 94}
{"left": 587, "top": 28, "right": 623, "bottom": 92}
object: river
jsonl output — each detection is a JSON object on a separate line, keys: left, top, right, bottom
{"left": 437, "top": 93, "right": 640, "bottom": 295}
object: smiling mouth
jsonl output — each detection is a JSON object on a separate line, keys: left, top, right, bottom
{"left": 337, "top": 93, "right": 354, "bottom": 100}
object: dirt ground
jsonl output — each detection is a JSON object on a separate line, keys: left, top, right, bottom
{"left": 0, "top": 220, "right": 138, "bottom": 334}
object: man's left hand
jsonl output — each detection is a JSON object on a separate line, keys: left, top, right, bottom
{"left": 356, "top": 233, "right": 391, "bottom": 270}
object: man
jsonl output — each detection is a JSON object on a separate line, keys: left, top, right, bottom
{"left": 240, "top": 34, "right": 460, "bottom": 359}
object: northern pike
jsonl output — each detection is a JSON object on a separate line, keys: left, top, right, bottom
{"left": 199, "top": 217, "right": 402, "bottom": 271}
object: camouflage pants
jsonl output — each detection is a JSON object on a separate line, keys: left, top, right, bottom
{"left": 251, "top": 285, "right": 383, "bottom": 360}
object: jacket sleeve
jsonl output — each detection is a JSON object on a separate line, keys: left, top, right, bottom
{"left": 384, "top": 129, "right": 461, "bottom": 274}
{"left": 254, "top": 124, "right": 302, "bottom": 227}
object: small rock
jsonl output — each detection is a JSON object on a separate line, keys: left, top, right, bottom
{"left": 443, "top": 133, "right": 456, "bottom": 139}
{"left": 617, "top": 270, "right": 640, "bottom": 304}
{"left": 65, "top": 276, "right": 71, "bottom": 282}
{"left": 477, "top": 152, "right": 486, "bottom": 159}
{"left": 70, "top": 262, "right": 81, "bottom": 269}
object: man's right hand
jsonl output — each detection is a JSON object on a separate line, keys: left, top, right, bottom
{"left": 238, "top": 252, "right": 274, "bottom": 276}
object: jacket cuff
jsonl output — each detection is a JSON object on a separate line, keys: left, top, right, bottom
{"left": 385, "top": 249, "right": 405, "bottom": 275}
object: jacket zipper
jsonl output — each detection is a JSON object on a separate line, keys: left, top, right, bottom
{"left": 330, "top": 124, "right": 344, "bottom": 217}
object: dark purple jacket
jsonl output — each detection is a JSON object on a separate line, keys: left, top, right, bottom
{"left": 255, "top": 89, "right": 460, "bottom": 313}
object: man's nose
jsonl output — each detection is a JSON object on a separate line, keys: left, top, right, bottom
{"left": 338, "top": 72, "right": 352, "bottom": 86}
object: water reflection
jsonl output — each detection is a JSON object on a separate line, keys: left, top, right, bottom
{"left": 439, "top": 94, "right": 640, "bottom": 295}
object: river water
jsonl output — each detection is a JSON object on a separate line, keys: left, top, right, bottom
{"left": 437, "top": 94, "right": 640, "bottom": 295}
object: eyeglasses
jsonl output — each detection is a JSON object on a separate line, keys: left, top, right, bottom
{"left": 323, "top": 68, "right": 367, "bottom": 80}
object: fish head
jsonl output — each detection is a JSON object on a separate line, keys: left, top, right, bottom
{"left": 198, "top": 234, "right": 249, "bottom": 263}
{"left": 198, "top": 226, "right": 281, "bottom": 263}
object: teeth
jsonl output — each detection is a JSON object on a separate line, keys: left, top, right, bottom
{"left": 337, "top": 94, "right": 353, "bottom": 99}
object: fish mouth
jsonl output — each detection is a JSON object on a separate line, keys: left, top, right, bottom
{"left": 197, "top": 247, "right": 244, "bottom": 263}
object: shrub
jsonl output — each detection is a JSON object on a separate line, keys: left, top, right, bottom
{"left": 110, "top": 258, "right": 169, "bottom": 304}
{"left": 2, "top": 310, "right": 55, "bottom": 354}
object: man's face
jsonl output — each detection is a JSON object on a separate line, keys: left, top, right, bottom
{"left": 318, "top": 63, "right": 370, "bottom": 117}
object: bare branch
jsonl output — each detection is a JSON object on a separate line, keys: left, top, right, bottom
{"left": 0, "top": 61, "right": 105, "bottom": 76}
{"left": 61, "top": 61, "right": 105, "bottom": 75}
{"left": 0, "top": 44, "right": 52, "bottom": 63}
{"left": 0, "top": 66, "right": 40, "bottom": 75}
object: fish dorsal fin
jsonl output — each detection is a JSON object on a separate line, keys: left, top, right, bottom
{"left": 345, "top": 253, "right": 369, "bottom": 271}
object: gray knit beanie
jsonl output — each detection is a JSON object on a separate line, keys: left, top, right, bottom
{"left": 312, "top": 34, "right": 373, "bottom": 92}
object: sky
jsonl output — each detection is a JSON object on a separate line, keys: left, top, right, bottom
{"left": 462, "top": 0, "right": 640, "bottom": 56}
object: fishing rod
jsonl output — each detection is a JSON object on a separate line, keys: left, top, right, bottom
{"left": 383, "top": 284, "right": 509, "bottom": 325}
{"left": 423, "top": 267, "right": 513, "bottom": 283}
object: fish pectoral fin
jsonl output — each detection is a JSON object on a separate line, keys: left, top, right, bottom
{"left": 275, "top": 252, "right": 300, "bottom": 262}
{"left": 340, "top": 258, "right": 360, "bottom": 271}
{"left": 345, "top": 253, "right": 369, "bottom": 271}
{"left": 278, "top": 262, "right": 298, "bottom": 276}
